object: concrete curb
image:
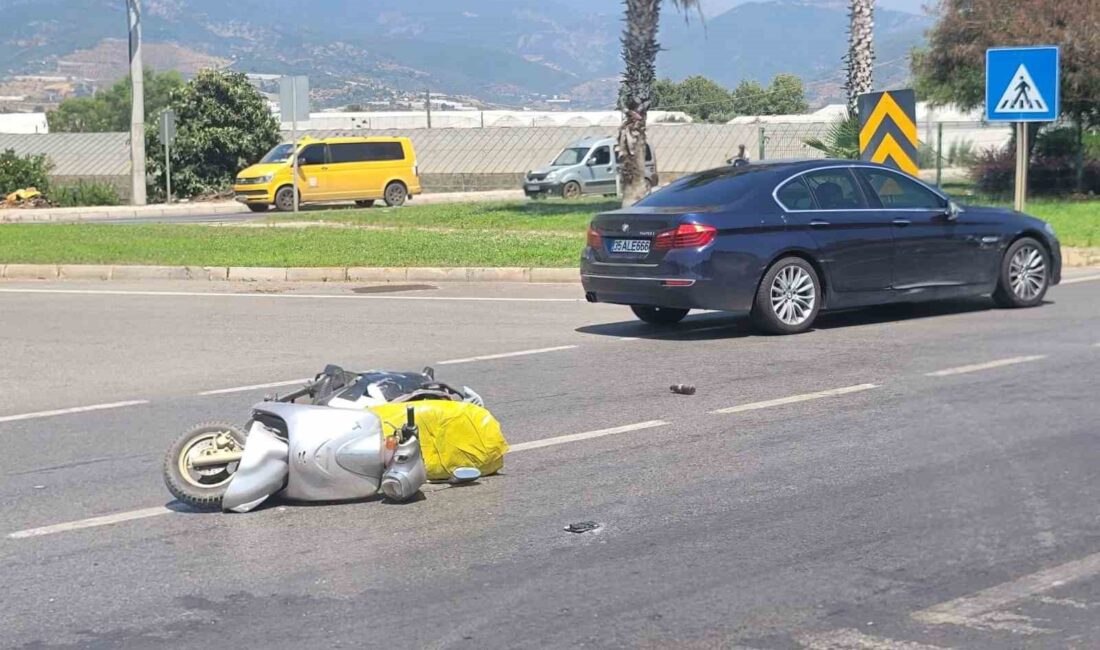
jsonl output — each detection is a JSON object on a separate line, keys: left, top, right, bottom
{"left": 2, "top": 248, "right": 1096, "bottom": 284}
{"left": 0, "top": 202, "right": 248, "bottom": 223}
{"left": 0, "top": 264, "right": 581, "bottom": 283}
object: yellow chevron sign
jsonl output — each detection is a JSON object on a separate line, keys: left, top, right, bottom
{"left": 858, "top": 89, "right": 918, "bottom": 176}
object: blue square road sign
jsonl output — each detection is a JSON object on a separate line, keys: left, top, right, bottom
{"left": 986, "top": 46, "right": 1060, "bottom": 122}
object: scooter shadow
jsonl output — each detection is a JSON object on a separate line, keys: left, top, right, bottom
{"left": 577, "top": 298, "right": 1017, "bottom": 341}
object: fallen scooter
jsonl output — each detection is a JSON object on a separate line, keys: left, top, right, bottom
{"left": 163, "top": 365, "right": 508, "bottom": 512}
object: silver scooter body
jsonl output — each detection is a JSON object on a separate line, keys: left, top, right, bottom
{"left": 221, "top": 401, "right": 426, "bottom": 513}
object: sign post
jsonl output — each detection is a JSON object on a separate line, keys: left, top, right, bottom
{"left": 857, "top": 89, "right": 919, "bottom": 176}
{"left": 157, "top": 109, "right": 177, "bottom": 203}
{"left": 985, "top": 46, "right": 1060, "bottom": 212}
{"left": 279, "top": 76, "right": 310, "bottom": 213}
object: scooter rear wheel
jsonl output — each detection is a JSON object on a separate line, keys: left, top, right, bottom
{"left": 164, "top": 422, "right": 247, "bottom": 511}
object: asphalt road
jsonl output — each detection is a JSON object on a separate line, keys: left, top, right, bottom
{"left": 2, "top": 271, "right": 1099, "bottom": 649}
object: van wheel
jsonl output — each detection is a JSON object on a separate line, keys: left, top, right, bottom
{"left": 246, "top": 204, "right": 270, "bottom": 213}
{"left": 384, "top": 182, "right": 408, "bottom": 207}
{"left": 355, "top": 200, "right": 375, "bottom": 208}
{"left": 561, "top": 181, "right": 582, "bottom": 200}
{"left": 274, "top": 186, "right": 297, "bottom": 212}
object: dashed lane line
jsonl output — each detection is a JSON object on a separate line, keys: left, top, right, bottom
{"left": 436, "top": 345, "right": 578, "bottom": 365}
{"left": 198, "top": 378, "right": 310, "bottom": 396}
{"left": 0, "top": 400, "right": 150, "bottom": 424}
{"left": 924, "top": 355, "right": 1046, "bottom": 377}
{"left": 711, "top": 384, "right": 878, "bottom": 415}
{"left": 7, "top": 507, "right": 172, "bottom": 539}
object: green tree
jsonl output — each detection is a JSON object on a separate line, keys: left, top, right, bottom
{"left": 654, "top": 74, "right": 808, "bottom": 122}
{"left": 47, "top": 69, "right": 183, "bottom": 133}
{"left": 730, "top": 80, "right": 767, "bottom": 115}
{"left": 912, "top": 0, "right": 1099, "bottom": 190}
{"left": 146, "top": 69, "right": 279, "bottom": 199}
{"left": 766, "top": 74, "right": 810, "bottom": 115}
{"left": 618, "top": 0, "right": 700, "bottom": 206}
{"left": 653, "top": 75, "right": 733, "bottom": 122}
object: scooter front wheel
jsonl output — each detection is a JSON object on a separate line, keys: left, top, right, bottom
{"left": 163, "top": 422, "right": 247, "bottom": 511}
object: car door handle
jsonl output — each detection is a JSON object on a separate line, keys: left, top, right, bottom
{"left": 892, "top": 218, "right": 911, "bottom": 227}
{"left": 809, "top": 219, "right": 830, "bottom": 228}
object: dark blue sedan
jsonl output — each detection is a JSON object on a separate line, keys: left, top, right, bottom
{"left": 581, "top": 160, "right": 1061, "bottom": 334}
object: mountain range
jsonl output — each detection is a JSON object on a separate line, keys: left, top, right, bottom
{"left": 0, "top": 0, "right": 932, "bottom": 109}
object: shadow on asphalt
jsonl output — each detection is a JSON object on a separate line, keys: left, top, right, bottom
{"left": 577, "top": 298, "right": 1016, "bottom": 341}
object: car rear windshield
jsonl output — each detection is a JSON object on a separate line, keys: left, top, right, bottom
{"left": 635, "top": 166, "right": 770, "bottom": 207}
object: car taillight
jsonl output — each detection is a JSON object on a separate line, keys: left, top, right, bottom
{"left": 652, "top": 223, "right": 717, "bottom": 250}
{"left": 587, "top": 225, "right": 603, "bottom": 249}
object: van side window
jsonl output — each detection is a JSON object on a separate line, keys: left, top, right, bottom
{"left": 590, "top": 146, "right": 611, "bottom": 166}
{"left": 298, "top": 144, "right": 326, "bottom": 166}
{"left": 645, "top": 144, "right": 653, "bottom": 162}
{"left": 330, "top": 142, "right": 406, "bottom": 164}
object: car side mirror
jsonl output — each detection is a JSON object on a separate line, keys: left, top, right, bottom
{"left": 945, "top": 200, "right": 960, "bottom": 221}
{"left": 586, "top": 158, "right": 597, "bottom": 166}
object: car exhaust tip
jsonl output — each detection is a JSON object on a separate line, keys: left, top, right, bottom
{"left": 585, "top": 292, "right": 598, "bottom": 303}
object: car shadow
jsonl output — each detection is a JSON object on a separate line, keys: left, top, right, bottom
{"left": 578, "top": 298, "right": 1016, "bottom": 341}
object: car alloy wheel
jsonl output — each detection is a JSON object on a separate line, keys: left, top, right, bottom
{"left": 1009, "top": 244, "right": 1047, "bottom": 301}
{"left": 770, "top": 264, "right": 816, "bottom": 326}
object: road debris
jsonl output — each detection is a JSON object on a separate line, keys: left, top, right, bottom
{"left": 670, "top": 384, "right": 697, "bottom": 395}
{"left": 564, "top": 521, "right": 601, "bottom": 534}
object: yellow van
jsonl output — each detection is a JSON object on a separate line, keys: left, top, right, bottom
{"left": 234, "top": 136, "right": 422, "bottom": 212}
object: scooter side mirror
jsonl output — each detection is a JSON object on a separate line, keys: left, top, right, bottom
{"left": 451, "top": 467, "right": 481, "bottom": 483}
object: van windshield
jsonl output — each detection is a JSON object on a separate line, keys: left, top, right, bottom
{"left": 260, "top": 143, "right": 296, "bottom": 164}
{"left": 552, "top": 147, "right": 590, "bottom": 166}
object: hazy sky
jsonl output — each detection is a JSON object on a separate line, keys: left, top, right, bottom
{"left": 701, "top": 0, "right": 930, "bottom": 16}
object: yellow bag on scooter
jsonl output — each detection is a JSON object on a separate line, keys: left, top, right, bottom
{"left": 370, "top": 401, "right": 509, "bottom": 481}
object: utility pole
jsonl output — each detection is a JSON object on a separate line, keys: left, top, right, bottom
{"left": 425, "top": 89, "right": 432, "bottom": 129}
{"left": 126, "top": 0, "right": 146, "bottom": 205}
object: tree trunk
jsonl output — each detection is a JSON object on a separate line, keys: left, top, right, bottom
{"left": 618, "top": 0, "right": 661, "bottom": 208}
{"left": 845, "top": 0, "right": 875, "bottom": 117}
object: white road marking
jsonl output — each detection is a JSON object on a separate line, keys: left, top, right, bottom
{"left": 7, "top": 507, "right": 171, "bottom": 539}
{"left": 7, "top": 419, "right": 670, "bottom": 539}
{"left": 199, "top": 378, "right": 310, "bottom": 396}
{"left": 912, "top": 551, "right": 1100, "bottom": 631}
{"left": 1060, "top": 273, "right": 1100, "bottom": 285}
{"left": 798, "top": 628, "right": 947, "bottom": 649}
{"left": 0, "top": 400, "right": 149, "bottom": 424}
{"left": 510, "top": 420, "right": 669, "bottom": 452}
{"left": 924, "top": 355, "right": 1046, "bottom": 377}
{"left": 0, "top": 288, "right": 581, "bottom": 303}
{"left": 712, "top": 384, "right": 878, "bottom": 415}
{"left": 436, "top": 345, "right": 577, "bottom": 366}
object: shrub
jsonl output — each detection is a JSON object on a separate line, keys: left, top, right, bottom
{"left": 0, "top": 149, "right": 51, "bottom": 195}
{"left": 947, "top": 139, "right": 977, "bottom": 166}
{"left": 970, "top": 146, "right": 1100, "bottom": 195}
{"left": 50, "top": 181, "right": 122, "bottom": 207}
{"left": 1034, "top": 126, "right": 1083, "bottom": 158}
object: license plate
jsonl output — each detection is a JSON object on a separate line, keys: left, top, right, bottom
{"left": 610, "top": 239, "right": 651, "bottom": 254}
{"left": 525, "top": 184, "right": 539, "bottom": 192}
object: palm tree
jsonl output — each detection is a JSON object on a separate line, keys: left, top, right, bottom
{"left": 617, "top": 0, "right": 699, "bottom": 207}
{"left": 844, "top": 0, "right": 875, "bottom": 116}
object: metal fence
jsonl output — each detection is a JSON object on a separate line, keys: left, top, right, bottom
{"left": 0, "top": 120, "right": 1029, "bottom": 198}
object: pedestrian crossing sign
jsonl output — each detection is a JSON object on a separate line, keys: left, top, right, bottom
{"left": 986, "top": 46, "right": 1059, "bottom": 122}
